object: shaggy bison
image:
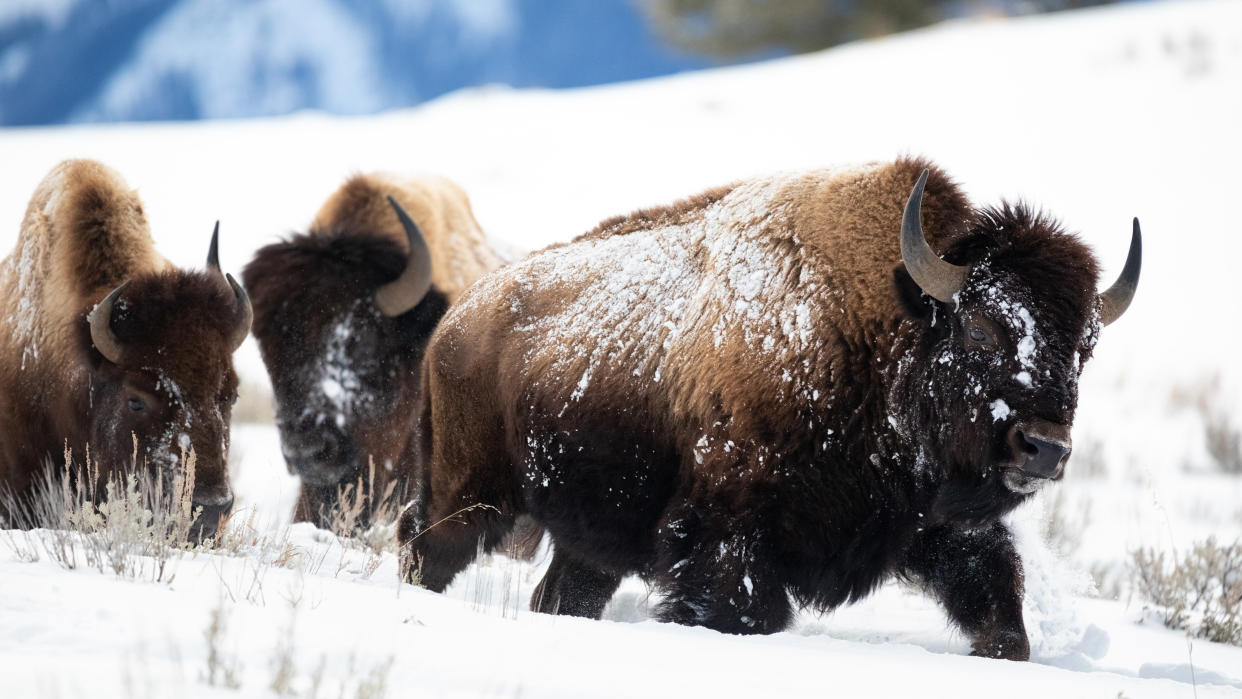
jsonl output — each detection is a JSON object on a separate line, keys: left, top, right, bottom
{"left": 398, "top": 157, "right": 1140, "bottom": 659}
{"left": 243, "top": 173, "right": 505, "bottom": 527}
{"left": 0, "top": 160, "right": 252, "bottom": 539}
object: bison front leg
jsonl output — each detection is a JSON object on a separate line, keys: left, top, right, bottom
{"left": 902, "top": 521, "right": 1030, "bottom": 660}
{"left": 652, "top": 524, "right": 792, "bottom": 635}
{"left": 397, "top": 500, "right": 515, "bottom": 591}
{"left": 530, "top": 546, "right": 622, "bottom": 618}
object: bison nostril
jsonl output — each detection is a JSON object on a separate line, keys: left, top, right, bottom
{"left": 1021, "top": 436, "right": 1071, "bottom": 479}
{"left": 1015, "top": 430, "right": 1039, "bottom": 456}
{"left": 1007, "top": 421, "right": 1072, "bottom": 480}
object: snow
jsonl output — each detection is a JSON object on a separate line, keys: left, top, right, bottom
{"left": 307, "top": 307, "right": 369, "bottom": 430}
{"left": 990, "top": 399, "right": 1012, "bottom": 422}
{"left": 2, "top": 0, "right": 1242, "bottom": 696}
{"left": 478, "top": 173, "right": 816, "bottom": 400}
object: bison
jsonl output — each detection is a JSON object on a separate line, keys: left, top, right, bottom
{"left": 243, "top": 173, "right": 507, "bottom": 528}
{"left": 398, "top": 157, "right": 1140, "bottom": 660}
{"left": 0, "top": 159, "right": 252, "bottom": 539}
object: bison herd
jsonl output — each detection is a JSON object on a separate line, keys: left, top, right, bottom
{"left": 0, "top": 157, "right": 1140, "bottom": 660}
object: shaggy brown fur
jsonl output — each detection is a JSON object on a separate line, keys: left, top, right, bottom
{"left": 310, "top": 174, "right": 502, "bottom": 304}
{"left": 400, "top": 157, "right": 1121, "bottom": 660}
{"left": 244, "top": 172, "right": 508, "bottom": 529}
{"left": 0, "top": 160, "right": 247, "bottom": 537}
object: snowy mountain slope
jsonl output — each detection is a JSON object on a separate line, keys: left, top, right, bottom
{"left": 1, "top": 0, "right": 1241, "bottom": 696}
{"left": 0, "top": 0, "right": 713, "bottom": 125}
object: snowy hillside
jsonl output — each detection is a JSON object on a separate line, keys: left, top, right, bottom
{"left": 2, "top": 0, "right": 1242, "bottom": 696}
{"left": 0, "top": 0, "right": 712, "bottom": 125}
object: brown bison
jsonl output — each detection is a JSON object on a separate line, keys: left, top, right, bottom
{"left": 0, "top": 159, "right": 252, "bottom": 539}
{"left": 243, "top": 173, "right": 506, "bottom": 527}
{"left": 398, "top": 157, "right": 1140, "bottom": 660}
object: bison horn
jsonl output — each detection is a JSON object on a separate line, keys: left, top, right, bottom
{"left": 900, "top": 169, "right": 970, "bottom": 304}
{"left": 207, "top": 222, "right": 253, "bottom": 351}
{"left": 225, "top": 273, "right": 253, "bottom": 351}
{"left": 89, "top": 282, "right": 128, "bottom": 365}
{"left": 1098, "top": 218, "right": 1142, "bottom": 326}
{"left": 375, "top": 196, "right": 433, "bottom": 317}
{"left": 207, "top": 221, "right": 222, "bottom": 272}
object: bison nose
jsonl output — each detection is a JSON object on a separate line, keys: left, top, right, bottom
{"left": 280, "top": 430, "right": 339, "bottom": 470}
{"left": 1007, "top": 421, "right": 1072, "bottom": 479}
{"left": 280, "top": 429, "right": 349, "bottom": 486}
{"left": 189, "top": 486, "right": 234, "bottom": 541}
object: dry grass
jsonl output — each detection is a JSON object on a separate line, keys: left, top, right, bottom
{"left": 202, "top": 596, "right": 244, "bottom": 690}
{"left": 1169, "top": 376, "right": 1242, "bottom": 474}
{"left": 1203, "top": 410, "right": 1242, "bottom": 475}
{"left": 1132, "top": 538, "right": 1242, "bottom": 646}
{"left": 203, "top": 597, "right": 395, "bottom": 698}
{"left": 0, "top": 442, "right": 202, "bottom": 582}
{"left": 317, "top": 457, "right": 405, "bottom": 555}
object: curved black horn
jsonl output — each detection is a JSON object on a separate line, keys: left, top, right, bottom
{"left": 375, "top": 195, "right": 433, "bottom": 317}
{"left": 225, "top": 273, "right": 252, "bottom": 351}
{"left": 900, "top": 169, "right": 970, "bottom": 304}
{"left": 89, "top": 282, "right": 128, "bottom": 364}
{"left": 1098, "top": 218, "right": 1142, "bottom": 326}
{"left": 206, "top": 223, "right": 252, "bottom": 350}
{"left": 207, "top": 221, "right": 221, "bottom": 271}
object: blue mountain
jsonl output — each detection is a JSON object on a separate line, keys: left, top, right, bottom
{"left": 0, "top": 0, "right": 716, "bottom": 126}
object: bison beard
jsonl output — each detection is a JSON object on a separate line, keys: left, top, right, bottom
{"left": 398, "top": 157, "right": 1138, "bottom": 661}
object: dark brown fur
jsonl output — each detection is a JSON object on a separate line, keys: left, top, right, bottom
{"left": 400, "top": 157, "right": 1115, "bottom": 659}
{"left": 243, "top": 173, "right": 510, "bottom": 532}
{"left": 0, "top": 160, "right": 245, "bottom": 537}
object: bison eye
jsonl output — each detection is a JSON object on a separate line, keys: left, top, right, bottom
{"left": 965, "top": 322, "right": 998, "bottom": 350}
{"left": 128, "top": 397, "right": 146, "bottom": 413}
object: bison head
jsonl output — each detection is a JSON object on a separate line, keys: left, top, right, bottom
{"left": 890, "top": 170, "right": 1140, "bottom": 525}
{"left": 85, "top": 225, "right": 251, "bottom": 539}
{"left": 243, "top": 198, "right": 447, "bottom": 519}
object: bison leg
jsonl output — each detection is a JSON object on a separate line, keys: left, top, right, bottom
{"left": 398, "top": 502, "right": 515, "bottom": 591}
{"left": 653, "top": 524, "right": 792, "bottom": 635}
{"left": 498, "top": 515, "right": 545, "bottom": 560}
{"left": 902, "top": 521, "right": 1030, "bottom": 661}
{"left": 530, "top": 546, "right": 622, "bottom": 618}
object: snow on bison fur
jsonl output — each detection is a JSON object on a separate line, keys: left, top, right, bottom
{"left": 242, "top": 173, "right": 509, "bottom": 528}
{"left": 0, "top": 160, "right": 252, "bottom": 539}
{"left": 398, "top": 157, "right": 1140, "bottom": 659}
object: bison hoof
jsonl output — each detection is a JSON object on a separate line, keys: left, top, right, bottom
{"left": 970, "top": 631, "right": 1031, "bottom": 661}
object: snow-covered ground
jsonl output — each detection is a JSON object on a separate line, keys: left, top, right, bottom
{"left": 3, "top": 0, "right": 1242, "bottom": 696}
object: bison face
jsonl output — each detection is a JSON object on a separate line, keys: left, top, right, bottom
{"left": 264, "top": 298, "right": 422, "bottom": 488}
{"left": 243, "top": 208, "right": 445, "bottom": 505}
{"left": 893, "top": 262, "right": 1098, "bottom": 496}
{"left": 85, "top": 253, "right": 249, "bottom": 540}
{"left": 889, "top": 171, "right": 1139, "bottom": 524}
{"left": 83, "top": 226, "right": 250, "bottom": 540}
{"left": 87, "top": 355, "right": 239, "bottom": 533}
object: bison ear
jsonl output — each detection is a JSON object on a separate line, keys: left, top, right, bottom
{"left": 893, "top": 263, "right": 938, "bottom": 323}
